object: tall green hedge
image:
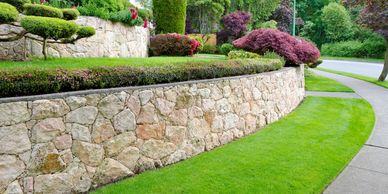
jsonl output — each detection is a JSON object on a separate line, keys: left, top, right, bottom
{"left": 153, "top": 0, "right": 187, "bottom": 34}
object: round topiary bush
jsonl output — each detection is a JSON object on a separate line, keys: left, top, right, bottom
{"left": 233, "top": 29, "right": 320, "bottom": 65}
{"left": 62, "top": 8, "right": 80, "bottom": 20}
{"left": 153, "top": 0, "right": 187, "bottom": 34}
{"left": 77, "top": 26, "right": 95, "bottom": 39}
{"left": 0, "top": 0, "right": 30, "bottom": 12}
{"left": 23, "top": 4, "right": 63, "bottom": 18}
{"left": 220, "top": 43, "right": 236, "bottom": 55}
{"left": 0, "top": 2, "right": 19, "bottom": 24}
{"left": 21, "top": 16, "right": 79, "bottom": 40}
{"left": 150, "top": 33, "right": 200, "bottom": 56}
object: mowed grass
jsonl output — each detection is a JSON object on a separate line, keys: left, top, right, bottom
{"left": 305, "top": 70, "right": 354, "bottom": 92}
{"left": 318, "top": 68, "right": 388, "bottom": 89}
{"left": 93, "top": 97, "right": 374, "bottom": 194}
{"left": 0, "top": 56, "right": 224, "bottom": 71}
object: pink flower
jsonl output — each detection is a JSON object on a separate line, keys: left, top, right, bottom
{"left": 143, "top": 19, "right": 148, "bottom": 28}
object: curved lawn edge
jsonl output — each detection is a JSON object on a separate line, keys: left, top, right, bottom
{"left": 305, "top": 70, "right": 354, "bottom": 92}
{"left": 92, "top": 97, "right": 374, "bottom": 194}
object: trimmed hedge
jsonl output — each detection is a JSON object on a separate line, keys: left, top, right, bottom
{"left": 77, "top": 26, "right": 95, "bottom": 39}
{"left": 0, "top": 59, "right": 284, "bottom": 98}
{"left": 153, "top": 0, "right": 187, "bottom": 34}
{"left": 228, "top": 51, "right": 260, "bottom": 59}
{"left": 0, "top": 2, "right": 19, "bottom": 24}
{"left": 321, "top": 40, "right": 386, "bottom": 58}
{"left": 23, "top": 4, "right": 63, "bottom": 18}
{"left": 150, "top": 33, "right": 200, "bottom": 56}
{"left": 21, "top": 16, "right": 79, "bottom": 39}
{"left": 0, "top": 0, "right": 30, "bottom": 12}
{"left": 62, "top": 8, "right": 80, "bottom": 20}
{"left": 220, "top": 43, "right": 236, "bottom": 55}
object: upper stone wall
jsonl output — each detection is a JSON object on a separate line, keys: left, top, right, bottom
{"left": 0, "top": 16, "right": 150, "bottom": 60}
{"left": 0, "top": 67, "right": 304, "bottom": 193}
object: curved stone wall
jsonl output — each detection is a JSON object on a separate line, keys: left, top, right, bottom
{"left": 0, "top": 16, "right": 149, "bottom": 60}
{"left": 0, "top": 67, "right": 304, "bottom": 193}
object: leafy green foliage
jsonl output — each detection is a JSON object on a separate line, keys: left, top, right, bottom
{"left": 138, "top": 8, "right": 152, "bottom": 20}
{"left": 0, "top": 2, "right": 19, "bottom": 24}
{"left": 21, "top": 16, "right": 79, "bottom": 40}
{"left": 229, "top": 0, "right": 281, "bottom": 27}
{"left": 153, "top": 0, "right": 187, "bottom": 34}
{"left": 186, "top": 0, "right": 231, "bottom": 34}
{"left": 77, "top": 0, "right": 128, "bottom": 19}
{"left": 256, "top": 20, "right": 278, "bottom": 29}
{"left": 109, "top": 10, "right": 143, "bottom": 26}
{"left": 76, "top": 26, "right": 95, "bottom": 39}
{"left": 321, "top": 3, "right": 353, "bottom": 42}
{"left": 262, "top": 51, "right": 286, "bottom": 65}
{"left": 0, "top": 0, "right": 30, "bottom": 11}
{"left": 0, "top": 59, "right": 283, "bottom": 98}
{"left": 220, "top": 43, "right": 236, "bottom": 55}
{"left": 201, "top": 44, "right": 219, "bottom": 54}
{"left": 228, "top": 50, "right": 260, "bottom": 59}
{"left": 322, "top": 40, "right": 386, "bottom": 58}
{"left": 62, "top": 8, "right": 80, "bottom": 20}
{"left": 23, "top": 4, "right": 64, "bottom": 18}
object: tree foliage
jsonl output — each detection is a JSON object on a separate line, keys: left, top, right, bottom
{"left": 321, "top": 3, "right": 354, "bottom": 42}
{"left": 229, "top": 0, "right": 281, "bottom": 26}
{"left": 186, "top": 0, "right": 230, "bottom": 34}
{"left": 270, "top": 0, "right": 292, "bottom": 33}
{"left": 153, "top": 0, "right": 187, "bottom": 34}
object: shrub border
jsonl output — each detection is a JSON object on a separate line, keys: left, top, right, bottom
{"left": 0, "top": 60, "right": 291, "bottom": 102}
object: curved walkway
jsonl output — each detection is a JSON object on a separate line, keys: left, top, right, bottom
{"left": 311, "top": 69, "right": 388, "bottom": 194}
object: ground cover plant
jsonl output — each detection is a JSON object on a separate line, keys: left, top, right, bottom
{"left": 93, "top": 97, "right": 374, "bottom": 193}
{"left": 305, "top": 70, "right": 354, "bottom": 92}
{"left": 318, "top": 68, "right": 388, "bottom": 89}
{"left": 0, "top": 57, "right": 283, "bottom": 97}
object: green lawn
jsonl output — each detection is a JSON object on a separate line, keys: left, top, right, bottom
{"left": 305, "top": 70, "right": 354, "bottom": 92}
{"left": 93, "top": 97, "right": 374, "bottom": 194}
{"left": 318, "top": 68, "right": 388, "bottom": 89}
{"left": 0, "top": 57, "right": 224, "bottom": 71}
{"left": 321, "top": 56, "right": 385, "bottom": 63}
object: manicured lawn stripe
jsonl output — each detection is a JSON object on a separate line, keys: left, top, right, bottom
{"left": 93, "top": 97, "right": 374, "bottom": 194}
{"left": 305, "top": 70, "right": 354, "bottom": 92}
{"left": 318, "top": 68, "right": 388, "bottom": 89}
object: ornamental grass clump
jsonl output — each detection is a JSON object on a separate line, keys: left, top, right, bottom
{"left": 150, "top": 33, "right": 201, "bottom": 56}
{"left": 233, "top": 29, "right": 320, "bottom": 66}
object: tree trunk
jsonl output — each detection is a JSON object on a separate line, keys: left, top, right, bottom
{"left": 378, "top": 44, "right": 388, "bottom": 81}
{"left": 42, "top": 38, "right": 47, "bottom": 60}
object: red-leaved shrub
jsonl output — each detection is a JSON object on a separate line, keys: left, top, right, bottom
{"left": 150, "top": 33, "right": 201, "bottom": 56}
{"left": 233, "top": 29, "right": 320, "bottom": 65}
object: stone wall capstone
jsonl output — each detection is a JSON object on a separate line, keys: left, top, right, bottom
{"left": 0, "top": 67, "right": 304, "bottom": 193}
{"left": 0, "top": 16, "right": 150, "bottom": 60}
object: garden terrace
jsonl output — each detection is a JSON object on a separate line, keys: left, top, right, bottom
{"left": 0, "top": 57, "right": 283, "bottom": 98}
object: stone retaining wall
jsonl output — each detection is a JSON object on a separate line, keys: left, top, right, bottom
{"left": 0, "top": 67, "right": 304, "bottom": 193}
{"left": 0, "top": 16, "right": 149, "bottom": 60}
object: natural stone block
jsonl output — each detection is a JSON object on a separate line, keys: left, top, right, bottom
{"left": 103, "top": 132, "right": 136, "bottom": 157}
{"left": 93, "top": 158, "right": 133, "bottom": 186}
{"left": 139, "top": 90, "right": 153, "bottom": 105}
{"left": 0, "top": 102, "right": 30, "bottom": 127}
{"left": 92, "top": 115, "right": 116, "bottom": 144}
{"left": 4, "top": 180, "right": 23, "bottom": 194}
{"left": 155, "top": 98, "right": 175, "bottom": 116}
{"left": 136, "top": 123, "right": 165, "bottom": 140}
{"left": 170, "top": 109, "right": 188, "bottom": 126}
{"left": 65, "top": 96, "right": 87, "bottom": 110}
{"left": 137, "top": 103, "right": 158, "bottom": 124}
{"left": 72, "top": 141, "right": 104, "bottom": 167}
{"left": 0, "top": 124, "right": 31, "bottom": 154}
{"left": 166, "top": 126, "right": 186, "bottom": 145}
{"left": 65, "top": 106, "right": 98, "bottom": 125}
{"left": 113, "top": 109, "right": 136, "bottom": 133}
{"left": 32, "top": 118, "right": 65, "bottom": 143}
{"left": 0, "top": 155, "right": 25, "bottom": 192}
{"left": 32, "top": 99, "right": 70, "bottom": 119}
{"left": 34, "top": 173, "right": 72, "bottom": 194}
{"left": 53, "top": 134, "right": 72, "bottom": 150}
{"left": 116, "top": 147, "right": 140, "bottom": 171}
{"left": 98, "top": 94, "right": 124, "bottom": 119}
{"left": 69, "top": 123, "right": 91, "bottom": 142}
{"left": 141, "top": 139, "right": 176, "bottom": 160}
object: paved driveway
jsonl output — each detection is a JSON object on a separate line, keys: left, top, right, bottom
{"left": 320, "top": 60, "right": 384, "bottom": 77}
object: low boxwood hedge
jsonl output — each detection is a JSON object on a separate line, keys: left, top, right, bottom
{"left": 0, "top": 2, "right": 19, "bottom": 23}
{"left": 23, "top": 4, "right": 63, "bottom": 18}
{"left": 21, "top": 16, "right": 79, "bottom": 39}
{"left": 62, "top": 8, "right": 80, "bottom": 20}
{"left": 0, "top": 59, "right": 283, "bottom": 98}
{"left": 0, "top": 0, "right": 30, "bottom": 12}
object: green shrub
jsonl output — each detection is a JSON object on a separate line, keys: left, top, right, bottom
{"left": 0, "top": 2, "right": 19, "bottom": 24}
{"left": 109, "top": 10, "right": 144, "bottom": 26}
{"left": 201, "top": 44, "right": 219, "bottom": 54}
{"left": 153, "top": 0, "right": 187, "bottom": 34}
{"left": 138, "top": 8, "right": 152, "bottom": 20}
{"left": 62, "top": 8, "right": 80, "bottom": 20}
{"left": 228, "top": 50, "right": 260, "bottom": 59}
{"left": 0, "top": 0, "right": 30, "bottom": 11}
{"left": 77, "top": 6, "right": 110, "bottom": 19}
{"left": 77, "top": 26, "right": 95, "bottom": 39}
{"left": 321, "top": 3, "right": 353, "bottom": 42}
{"left": 256, "top": 20, "right": 278, "bottom": 29}
{"left": 80, "top": 0, "right": 127, "bottom": 12}
{"left": 0, "top": 59, "right": 284, "bottom": 98}
{"left": 220, "top": 43, "right": 236, "bottom": 55}
{"left": 262, "top": 51, "right": 286, "bottom": 65}
{"left": 21, "top": 16, "right": 79, "bottom": 39}
{"left": 321, "top": 40, "right": 386, "bottom": 58}
{"left": 24, "top": 4, "right": 63, "bottom": 18}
